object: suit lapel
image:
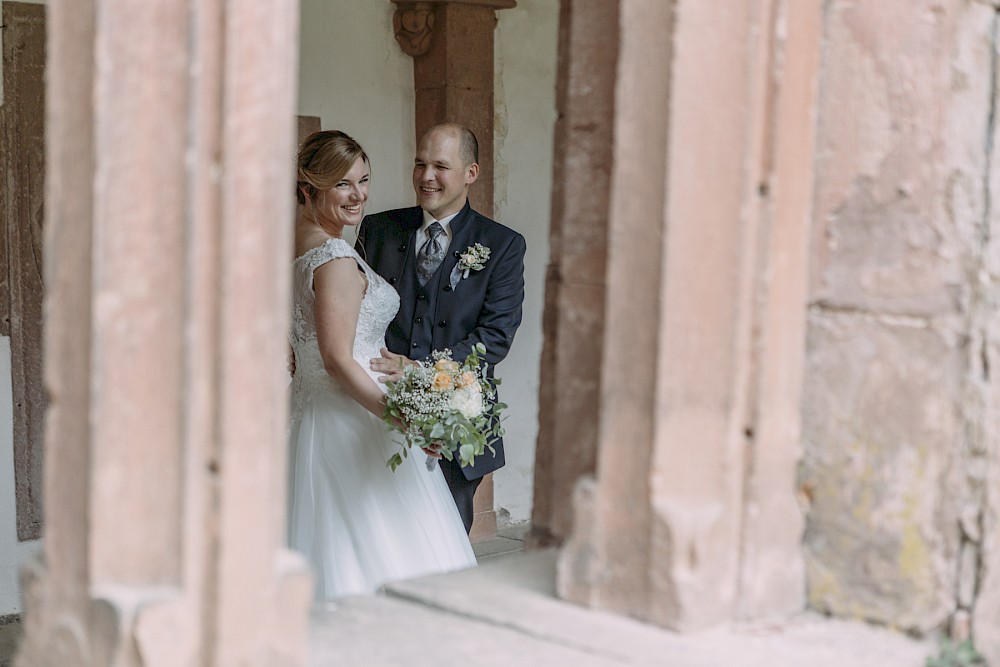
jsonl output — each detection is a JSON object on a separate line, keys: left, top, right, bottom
{"left": 440, "top": 200, "right": 476, "bottom": 282}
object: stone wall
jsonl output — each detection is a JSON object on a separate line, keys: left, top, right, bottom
{"left": 801, "top": 0, "right": 1000, "bottom": 655}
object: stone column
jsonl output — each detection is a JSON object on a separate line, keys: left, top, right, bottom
{"left": 0, "top": 1, "right": 47, "bottom": 544}
{"left": 15, "top": 1, "right": 311, "bottom": 665}
{"left": 391, "top": 0, "right": 516, "bottom": 542}
{"left": 801, "top": 1, "right": 1000, "bottom": 659}
{"left": 546, "top": 0, "right": 822, "bottom": 629}
{"left": 529, "top": 0, "right": 618, "bottom": 548}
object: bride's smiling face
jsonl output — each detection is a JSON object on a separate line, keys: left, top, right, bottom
{"left": 312, "top": 156, "right": 370, "bottom": 231}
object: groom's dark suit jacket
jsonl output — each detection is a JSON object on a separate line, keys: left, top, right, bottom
{"left": 356, "top": 200, "right": 526, "bottom": 480}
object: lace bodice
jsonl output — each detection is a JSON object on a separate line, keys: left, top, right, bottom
{"left": 290, "top": 238, "right": 400, "bottom": 415}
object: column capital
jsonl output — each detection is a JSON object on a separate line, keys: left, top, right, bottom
{"left": 392, "top": 0, "right": 516, "bottom": 7}
{"left": 391, "top": 0, "right": 515, "bottom": 57}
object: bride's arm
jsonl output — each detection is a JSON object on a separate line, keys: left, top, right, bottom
{"left": 313, "top": 258, "right": 386, "bottom": 418}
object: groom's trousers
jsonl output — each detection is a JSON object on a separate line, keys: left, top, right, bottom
{"left": 440, "top": 457, "right": 483, "bottom": 535}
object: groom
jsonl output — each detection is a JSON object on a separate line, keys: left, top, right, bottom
{"left": 356, "top": 122, "right": 526, "bottom": 533}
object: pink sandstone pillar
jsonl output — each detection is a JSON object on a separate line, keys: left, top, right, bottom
{"left": 549, "top": 0, "right": 822, "bottom": 629}
{"left": 15, "top": 1, "right": 311, "bottom": 665}
{"left": 530, "top": 0, "right": 618, "bottom": 549}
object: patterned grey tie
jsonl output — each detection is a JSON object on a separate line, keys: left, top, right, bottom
{"left": 416, "top": 221, "right": 446, "bottom": 286}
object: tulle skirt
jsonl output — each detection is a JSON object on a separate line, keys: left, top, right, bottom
{"left": 288, "top": 385, "right": 477, "bottom": 600}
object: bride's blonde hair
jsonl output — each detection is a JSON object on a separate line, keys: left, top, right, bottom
{"left": 296, "top": 130, "right": 369, "bottom": 205}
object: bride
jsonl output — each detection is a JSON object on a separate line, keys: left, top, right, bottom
{"left": 287, "top": 130, "right": 476, "bottom": 599}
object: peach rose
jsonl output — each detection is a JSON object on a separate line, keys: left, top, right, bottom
{"left": 434, "top": 358, "right": 460, "bottom": 373}
{"left": 456, "top": 371, "right": 478, "bottom": 389}
{"left": 432, "top": 371, "right": 453, "bottom": 392}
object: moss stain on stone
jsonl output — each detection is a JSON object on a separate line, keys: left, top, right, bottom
{"left": 897, "top": 484, "right": 933, "bottom": 610}
{"left": 806, "top": 562, "right": 841, "bottom": 609}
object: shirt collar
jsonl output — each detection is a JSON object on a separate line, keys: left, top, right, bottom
{"left": 420, "top": 209, "right": 460, "bottom": 237}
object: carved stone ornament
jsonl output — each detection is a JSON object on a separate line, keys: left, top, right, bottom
{"left": 393, "top": 2, "right": 436, "bottom": 57}
{"left": 391, "top": 0, "right": 517, "bottom": 57}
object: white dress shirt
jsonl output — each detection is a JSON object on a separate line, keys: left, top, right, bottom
{"left": 416, "top": 209, "right": 460, "bottom": 258}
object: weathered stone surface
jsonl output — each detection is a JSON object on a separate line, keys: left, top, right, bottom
{"left": 556, "top": 0, "right": 669, "bottom": 623}
{"left": 531, "top": 0, "right": 616, "bottom": 546}
{"left": 809, "top": 1, "right": 978, "bottom": 316}
{"left": 1, "top": 2, "right": 46, "bottom": 543}
{"left": 801, "top": 314, "right": 963, "bottom": 630}
{"left": 973, "top": 8, "right": 1000, "bottom": 658}
{"left": 804, "top": 0, "right": 1000, "bottom": 649}
{"left": 15, "top": 1, "right": 312, "bottom": 665}
{"left": 958, "top": 541, "right": 978, "bottom": 609}
{"left": 734, "top": 0, "right": 822, "bottom": 621}
{"left": 974, "top": 301, "right": 1000, "bottom": 657}
{"left": 550, "top": 0, "right": 823, "bottom": 631}
{"left": 975, "top": 455, "right": 1000, "bottom": 657}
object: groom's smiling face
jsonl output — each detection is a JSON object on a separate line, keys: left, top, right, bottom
{"left": 413, "top": 128, "right": 478, "bottom": 220}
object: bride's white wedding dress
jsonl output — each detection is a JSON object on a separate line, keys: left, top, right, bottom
{"left": 287, "top": 237, "right": 476, "bottom": 600}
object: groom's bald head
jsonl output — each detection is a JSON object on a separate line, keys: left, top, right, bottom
{"left": 423, "top": 123, "right": 479, "bottom": 168}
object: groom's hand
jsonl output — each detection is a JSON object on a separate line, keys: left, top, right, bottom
{"left": 422, "top": 442, "right": 443, "bottom": 459}
{"left": 370, "top": 347, "right": 417, "bottom": 383}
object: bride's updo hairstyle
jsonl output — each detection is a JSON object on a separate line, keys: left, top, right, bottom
{"left": 296, "top": 130, "right": 369, "bottom": 205}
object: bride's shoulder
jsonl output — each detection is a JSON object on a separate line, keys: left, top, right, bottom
{"left": 295, "top": 237, "right": 356, "bottom": 270}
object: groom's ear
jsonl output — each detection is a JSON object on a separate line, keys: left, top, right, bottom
{"left": 465, "top": 162, "right": 480, "bottom": 186}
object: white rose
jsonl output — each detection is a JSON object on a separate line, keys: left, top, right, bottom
{"left": 450, "top": 388, "right": 484, "bottom": 419}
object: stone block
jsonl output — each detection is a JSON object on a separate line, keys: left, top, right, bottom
{"left": 808, "top": 0, "right": 991, "bottom": 318}
{"left": 801, "top": 312, "right": 963, "bottom": 631}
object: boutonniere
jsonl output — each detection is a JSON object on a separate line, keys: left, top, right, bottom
{"left": 449, "top": 243, "right": 491, "bottom": 289}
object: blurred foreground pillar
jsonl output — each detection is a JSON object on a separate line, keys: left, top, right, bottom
{"left": 15, "top": 1, "right": 310, "bottom": 665}
{"left": 536, "top": 0, "right": 823, "bottom": 629}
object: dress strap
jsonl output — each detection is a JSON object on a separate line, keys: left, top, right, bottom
{"left": 302, "top": 237, "right": 358, "bottom": 273}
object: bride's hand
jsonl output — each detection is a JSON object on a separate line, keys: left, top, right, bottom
{"left": 421, "top": 441, "right": 443, "bottom": 459}
{"left": 371, "top": 347, "right": 417, "bottom": 383}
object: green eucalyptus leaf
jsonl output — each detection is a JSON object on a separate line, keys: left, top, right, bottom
{"left": 459, "top": 443, "right": 475, "bottom": 465}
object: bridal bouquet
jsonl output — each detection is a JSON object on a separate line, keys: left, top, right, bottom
{"left": 382, "top": 343, "right": 505, "bottom": 472}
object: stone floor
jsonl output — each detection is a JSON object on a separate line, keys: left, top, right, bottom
{"left": 0, "top": 526, "right": 938, "bottom": 666}
{"left": 310, "top": 548, "right": 935, "bottom": 667}
{"left": 472, "top": 520, "right": 528, "bottom": 562}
